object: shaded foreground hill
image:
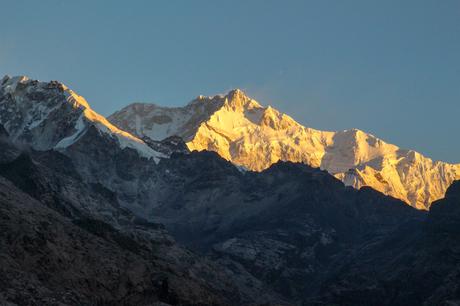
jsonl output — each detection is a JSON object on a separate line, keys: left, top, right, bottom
{"left": 313, "top": 181, "right": 460, "bottom": 305}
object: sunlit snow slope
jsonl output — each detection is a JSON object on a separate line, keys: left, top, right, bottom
{"left": 0, "top": 76, "right": 162, "bottom": 160}
{"left": 109, "top": 89, "right": 460, "bottom": 209}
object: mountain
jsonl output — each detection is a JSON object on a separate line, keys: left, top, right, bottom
{"left": 0, "top": 75, "right": 162, "bottom": 160}
{"left": 0, "top": 76, "right": 459, "bottom": 305}
{"left": 109, "top": 89, "right": 460, "bottom": 209}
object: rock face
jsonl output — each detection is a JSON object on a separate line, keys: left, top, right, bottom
{"left": 109, "top": 89, "right": 460, "bottom": 209}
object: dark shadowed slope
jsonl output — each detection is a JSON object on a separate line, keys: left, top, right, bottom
{"left": 148, "top": 151, "right": 426, "bottom": 303}
{"left": 312, "top": 181, "right": 460, "bottom": 306}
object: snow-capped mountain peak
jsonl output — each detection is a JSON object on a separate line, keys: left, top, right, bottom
{"left": 223, "top": 89, "right": 261, "bottom": 109}
{"left": 109, "top": 90, "right": 460, "bottom": 209}
{"left": 0, "top": 75, "right": 163, "bottom": 160}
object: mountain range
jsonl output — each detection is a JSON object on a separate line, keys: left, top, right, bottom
{"left": 109, "top": 89, "right": 460, "bottom": 210}
{"left": 0, "top": 75, "right": 459, "bottom": 305}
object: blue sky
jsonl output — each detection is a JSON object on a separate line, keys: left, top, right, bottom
{"left": 1, "top": 0, "right": 459, "bottom": 162}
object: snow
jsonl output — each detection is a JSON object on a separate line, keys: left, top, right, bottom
{"left": 2, "top": 76, "right": 29, "bottom": 94}
{"left": 55, "top": 114, "right": 86, "bottom": 149}
{"left": 62, "top": 90, "right": 164, "bottom": 160}
{"left": 235, "top": 165, "right": 249, "bottom": 173}
{"left": 109, "top": 89, "right": 460, "bottom": 210}
{"left": 0, "top": 76, "right": 164, "bottom": 161}
{"left": 3, "top": 75, "right": 457, "bottom": 210}
{"left": 27, "top": 103, "right": 60, "bottom": 129}
{"left": 109, "top": 102, "right": 203, "bottom": 141}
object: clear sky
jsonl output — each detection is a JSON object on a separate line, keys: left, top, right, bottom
{"left": 1, "top": 0, "right": 459, "bottom": 163}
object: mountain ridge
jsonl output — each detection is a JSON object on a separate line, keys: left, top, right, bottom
{"left": 0, "top": 75, "right": 163, "bottom": 160}
{"left": 1, "top": 75, "right": 459, "bottom": 305}
{"left": 109, "top": 89, "right": 460, "bottom": 209}
{"left": 1, "top": 74, "right": 458, "bottom": 210}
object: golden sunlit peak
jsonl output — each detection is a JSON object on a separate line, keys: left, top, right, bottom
{"left": 226, "top": 88, "right": 251, "bottom": 102}
{"left": 223, "top": 88, "right": 261, "bottom": 110}
{"left": 227, "top": 88, "right": 246, "bottom": 96}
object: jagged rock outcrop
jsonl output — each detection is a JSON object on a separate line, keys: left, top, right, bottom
{"left": 109, "top": 89, "right": 460, "bottom": 209}
{"left": 142, "top": 135, "right": 190, "bottom": 156}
